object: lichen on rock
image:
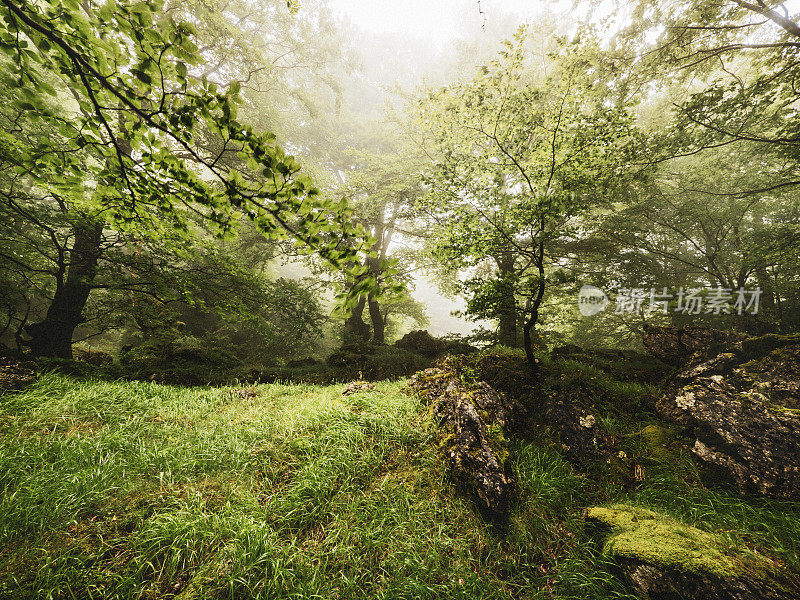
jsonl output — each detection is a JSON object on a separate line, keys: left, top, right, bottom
{"left": 649, "top": 332, "right": 800, "bottom": 499}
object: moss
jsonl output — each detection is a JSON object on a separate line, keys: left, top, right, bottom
{"left": 638, "top": 424, "right": 678, "bottom": 462}
{"left": 765, "top": 403, "right": 800, "bottom": 416}
{"left": 485, "top": 422, "right": 510, "bottom": 464}
{"left": 587, "top": 504, "right": 779, "bottom": 579}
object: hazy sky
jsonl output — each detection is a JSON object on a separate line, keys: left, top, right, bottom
{"left": 327, "top": 0, "right": 800, "bottom": 47}
{"left": 327, "top": 0, "right": 576, "bottom": 46}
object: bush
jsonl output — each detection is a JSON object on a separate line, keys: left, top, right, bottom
{"left": 394, "top": 330, "right": 475, "bottom": 358}
{"left": 326, "top": 343, "right": 430, "bottom": 381}
{"left": 120, "top": 333, "right": 242, "bottom": 385}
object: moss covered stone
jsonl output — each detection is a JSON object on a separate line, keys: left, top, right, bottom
{"left": 587, "top": 504, "right": 770, "bottom": 579}
{"left": 405, "top": 360, "right": 522, "bottom": 519}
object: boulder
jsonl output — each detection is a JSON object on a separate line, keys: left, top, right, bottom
{"left": 655, "top": 334, "right": 800, "bottom": 499}
{"left": 642, "top": 325, "right": 743, "bottom": 366}
{"left": 587, "top": 504, "right": 797, "bottom": 600}
{"left": 405, "top": 357, "right": 524, "bottom": 519}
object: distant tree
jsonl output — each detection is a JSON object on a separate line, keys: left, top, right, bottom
{"left": 336, "top": 143, "right": 427, "bottom": 344}
{"left": 582, "top": 143, "right": 800, "bottom": 334}
{"left": 572, "top": 0, "right": 800, "bottom": 335}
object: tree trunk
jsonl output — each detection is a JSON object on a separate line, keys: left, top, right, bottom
{"left": 343, "top": 295, "right": 370, "bottom": 342}
{"left": 496, "top": 255, "right": 518, "bottom": 347}
{"left": 523, "top": 244, "right": 546, "bottom": 377}
{"left": 368, "top": 293, "right": 385, "bottom": 345}
{"left": 25, "top": 222, "right": 102, "bottom": 358}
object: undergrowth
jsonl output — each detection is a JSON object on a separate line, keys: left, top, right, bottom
{"left": 0, "top": 363, "right": 798, "bottom": 599}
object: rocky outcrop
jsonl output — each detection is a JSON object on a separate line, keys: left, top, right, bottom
{"left": 0, "top": 356, "right": 37, "bottom": 393}
{"left": 642, "top": 324, "right": 743, "bottom": 366}
{"left": 587, "top": 504, "right": 798, "bottom": 600}
{"left": 655, "top": 334, "right": 800, "bottom": 499}
{"left": 405, "top": 357, "right": 524, "bottom": 519}
{"left": 542, "top": 401, "right": 621, "bottom": 467}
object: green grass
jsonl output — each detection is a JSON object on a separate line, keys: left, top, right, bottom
{"left": 0, "top": 370, "right": 798, "bottom": 599}
{"left": 0, "top": 373, "right": 620, "bottom": 599}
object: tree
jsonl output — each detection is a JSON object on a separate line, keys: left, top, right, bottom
{"left": 608, "top": 0, "right": 800, "bottom": 184}
{"left": 567, "top": 0, "right": 800, "bottom": 337}
{"left": 416, "top": 29, "right": 638, "bottom": 373}
{"left": 580, "top": 142, "right": 800, "bottom": 334}
{"left": 336, "top": 141, "right": 428, "bottom": 344}
{"left": 0, "top": 0, "right": 374, "bottom": 357}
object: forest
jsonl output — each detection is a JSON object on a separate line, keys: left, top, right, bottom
{"left": 0, "top": 0, "right": 799, "bottom": 598}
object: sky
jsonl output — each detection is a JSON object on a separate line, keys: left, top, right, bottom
{"left": 327, "top": 0, "right": 577, "bottom": 47}
{"left": 328, "top": 0, "right": 800, "bottom": 48}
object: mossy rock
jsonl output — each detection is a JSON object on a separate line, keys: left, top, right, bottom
{"left": 587, "top": 504, "right": 792, "bottom": 581}
{"left": 587, "top": 504, "right": 798, "bottom": 599}
{"left": 638, "top": 424, "right": 681, "bottom": 463}
{"left": 587, "top": 504, "right": 740, "bottom": 577}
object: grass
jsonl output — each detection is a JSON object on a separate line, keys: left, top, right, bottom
{"left": 0, "top": 367, "right": 798, "bottom": 599}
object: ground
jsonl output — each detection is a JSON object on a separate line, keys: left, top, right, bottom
{"left": 0, "top": 355, "right": 799, "bottom": 599}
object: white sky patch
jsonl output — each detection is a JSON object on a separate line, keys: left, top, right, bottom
{"left": 328, "top": 1, "right": 800, "bottom": 47}
{"left": 327, "top": 0, "right": 581, "bottom": 46}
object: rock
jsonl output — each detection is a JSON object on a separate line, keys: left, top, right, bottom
{"left": 642, "top": 325, "right": 743, "bottom": 366}
{"left": 228, "top": 387, "right": 260, "bottom": 400}
{"left": 587, "top": 504, "right": 798, "bottom": 600}
{"left": 342, "top": 381, "right": 375, "bottom": 395}
{"left": 405, "top": 357, "right": 524, "bottom": 519}
{"left": 543, "top": 400, "right": 620, "bottom": 468}
{"left": 395, "top": 330, "right": 446, "bottom": 357}
{"left": 655, "top": 334, "right": 800, "bottom": 499}
{"left": 0, "top": 356, "right": 37, "bottom": 394}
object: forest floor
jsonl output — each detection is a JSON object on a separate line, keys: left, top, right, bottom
{"left": 1, "top": 352, "right": 799, "bottom": 599}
